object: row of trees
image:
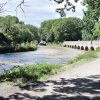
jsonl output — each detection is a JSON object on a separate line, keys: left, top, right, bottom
{"left": 51, "top": 0, "right": 100, "bottom": 41}
{"left": 0, "top": 15, "right": 38, "bottom": 47}
{"left": 39, "top": 17, "right": 83, "bottom": 42}
{"left": 0, "top": 15, "right": 99, "bottom": 48}
{"left": 1, "top": 16, "right": 83, "bottom": 46}
{"left": 0, "top": 0, "right": 100, "bottom": 44}
{"left": 0, "top": 0, "right": 100, "bottom": 42}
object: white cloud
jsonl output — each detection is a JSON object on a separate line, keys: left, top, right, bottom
{"left": 1, "top": 0, "right": 85, "bottom": 27}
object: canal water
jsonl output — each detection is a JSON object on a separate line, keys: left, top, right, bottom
{"left": 0, "top": 46, "right": 84, "bottom": 70}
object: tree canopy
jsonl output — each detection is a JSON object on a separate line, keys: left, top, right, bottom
{"left": 82, "top": 0, "right": 100, "bottom": 40}
{"left": 39, "top": 17, "right": 83, "bottom": 42}
{"left": 0, "top": 15, "right": 38, "bottom": 46}
{"left": 0, "top": 0, "right": 100, "bottom": 42}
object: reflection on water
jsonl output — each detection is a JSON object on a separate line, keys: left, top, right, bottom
{"left": 0, "top": 46, "right": 84, "bottom": 70}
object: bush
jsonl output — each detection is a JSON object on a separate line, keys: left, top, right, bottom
{"left": 17, "top": 41, "right": 37, "bottom": 52}
{"left": 0, "top": 64, "right": 62, "bottom": 82}
{"left": 0, "top": 45, "right": 14, "bottom": 53}
{"left": 0, "top": 41, "right": 37, "bottom": 53}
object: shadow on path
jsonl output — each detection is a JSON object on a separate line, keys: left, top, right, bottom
{"left": 0, "top": 75, "right": 100, "bottom": 100}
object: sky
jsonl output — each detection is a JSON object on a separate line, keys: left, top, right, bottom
{"left": 1, "top": 0, "right": 85, "bottom": 27}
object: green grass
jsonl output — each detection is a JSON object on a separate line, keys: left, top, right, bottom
{"left": 0, "top": 64, "right": 63, "bottom": 83}
{"left": 48, "top": 42, "right": 62, "bottom": 46}
{"left": 60, "top": 47, "right": 100, "bottom": 73}
{"left": 67, "top": 47, "right": 100, "bottom": 65}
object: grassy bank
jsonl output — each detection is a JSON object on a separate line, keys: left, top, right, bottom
{"left": 15, "top": 42, "right": 37, "bottom": 52}
{"left": 0, "top": 41, "right": 37, "bottom": 53}
{"left": 0, "top": 64, "right": 63, "bottom": 83}
{"left": 67, "top": 47, "right": 100, "bottom": 68}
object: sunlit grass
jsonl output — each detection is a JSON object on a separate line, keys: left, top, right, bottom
{"left": 0, "top": 64, "right": 63, "bottom": 83}
{"left": 68, "top": 47, "right": 100, "bottom": 65}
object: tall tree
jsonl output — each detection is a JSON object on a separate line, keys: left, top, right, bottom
{"left": 0, "top": 15, "right": 38, "bottom": 47}
{"left": 82, "top": 0, "right": 100, "bottom": 40}
{"left": 40, "top": 17, "right": 83, "bottom": 42}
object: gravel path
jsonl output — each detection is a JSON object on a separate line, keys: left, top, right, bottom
{"left": 0, "top": 58, "right": 100, "bottom": 100}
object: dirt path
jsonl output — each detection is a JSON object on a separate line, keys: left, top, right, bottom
{"left": 0, "top": 58, "right": 100, "bottom": 100}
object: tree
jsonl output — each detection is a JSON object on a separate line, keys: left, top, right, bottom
{"left": 51, "top": 0, "right": 80, "bottom": 17}
{"left": 82, "top": 0, "right": 100, "bottom": 40}
{"left": 92, "top": 22, "right": 100, "bottom": 40}
{"left": 26, "top": 24, "right": 39, "bottom": 41}
{"left": 52, "top": 0, "right": 100, "bottom": 41}
{"left": 40, "top": 17, "right": 83, "bottom": 42}
{"left": 0, "top": 15, "right": 38, "bottom": 47}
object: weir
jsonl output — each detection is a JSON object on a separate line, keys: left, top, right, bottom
{"left": 63, "top": 41, "right": 100, "bottom": 50}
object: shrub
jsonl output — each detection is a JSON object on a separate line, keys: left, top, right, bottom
{"left": 16, "top": 41, "right": 37, "bottom": 52}
{"left": 0, "top": 64, "right": 62, "bottom": 82}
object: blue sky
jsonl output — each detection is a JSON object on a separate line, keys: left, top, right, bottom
{"left": 2, "top": 0, "right": 85, "bottom": 27}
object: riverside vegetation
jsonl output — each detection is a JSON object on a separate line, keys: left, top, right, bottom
{"left": 0, "top": 47, "right": 100, "bottom": 83}
{"left": 0, "top": 41, "right": 37, "bottom": 53}
{"left": 0, "top": 64, "right": 63, "bottom": 83}
{"left": 0, "top": 15, "right": 38, "bottom": 53}
{"left": 67, "top": 47, "right": 100, "bottom": 67}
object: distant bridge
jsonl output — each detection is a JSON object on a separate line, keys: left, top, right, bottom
{"left": 63, "top": 41, "right": 100, "bottom": 50}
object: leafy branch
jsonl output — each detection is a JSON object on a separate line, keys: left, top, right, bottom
{"left": 51, "top": 0, "right": 80, "bottom": 17}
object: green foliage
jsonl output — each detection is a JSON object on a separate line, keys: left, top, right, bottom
{"left": 92, "top": 22, "right": 100, "bottom": 40}
{"left": 82, "top": 17, "right": 95, "bottom": 40}
{"left": 0, "top": 64, "right": 62, "bottom": 82}
{"left": 0, "top": 32, "right": 11, "bottom": 45}
{"left": 68, "top": 48, "right": 99, "bottom": 64}
{"left": 18, "top": 41, "right": 37, "bottom": 52}
{"left": 0, "top": 15, "right": 38, "bottom": 44}
{"left": 82, "top": 0, "right": 100, "bottom": 40}
{"left": 0, "top": 15, "right": 39, "bottom": 53}
{"left": 0, "top": 45, "right": 14, "bottom": 53}
{"left": 0, "top": 41, "right": 37, "bottom": 53}
{"left": 40, "top": 17, "right": 83, "bottom": 42}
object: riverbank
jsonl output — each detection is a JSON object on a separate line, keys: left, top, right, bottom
{"left": 0, "top": 42, "right": 37, "bottom": 54}
{"left": 0, "top": 46, "right": 100, "bottom": 83}
{"left": 0, "top": 64, "right": 64, "bottom": 83}
{"left": 68, "top": 47, "right": 100, "bottom": 64}
{"left": 0, "top": 50, "right": 100, "bottom": 99}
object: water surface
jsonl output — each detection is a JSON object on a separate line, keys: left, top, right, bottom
{"left": 0, "top": 46, "right": 84, "bottom": 70}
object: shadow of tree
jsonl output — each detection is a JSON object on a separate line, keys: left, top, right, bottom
{"left": 18, "top": 81, "right": 48, "bottom": 91}
{"left": 0, "top": 75, "right": 100, "bottom": 100}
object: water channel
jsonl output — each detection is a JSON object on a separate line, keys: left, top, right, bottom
{"left": 0, "top": 46, "right": 84, "bottom": 70}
